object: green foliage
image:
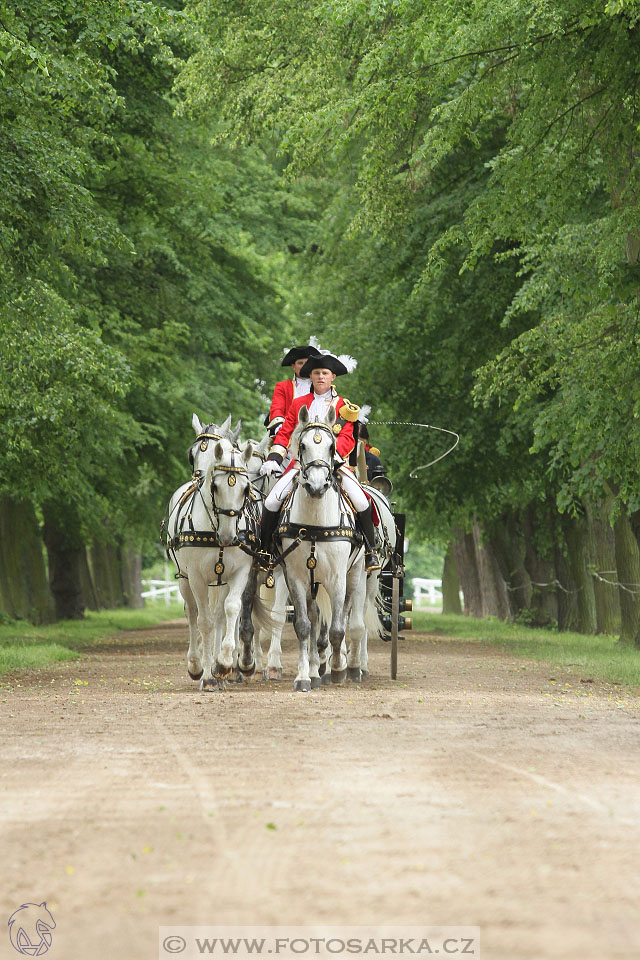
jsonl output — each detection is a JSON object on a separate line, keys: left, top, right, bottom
{"left": 0, "top": 0, "right": 312, "bottom": 547}
{"left": 413, "top": 611, "right": 640, "bottom": 687}
{"left": 178, "top": 0, "right": 640, "bottom": 529}
{"left": 0, "top": 603, "right": 185, "bottom": 674}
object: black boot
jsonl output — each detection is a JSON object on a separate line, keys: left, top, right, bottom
{"left": 357, "top": 504, "right": 381, "bottom": 572}
{"left": 256, "top": 506, "right": 280, "bottom": 571}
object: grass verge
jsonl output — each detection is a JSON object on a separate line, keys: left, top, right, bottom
{"left": 413, "top": 611, "right": 640, "bottom": 687}
{"left": 0, "top": 602, "right": 185, "bottom": 675}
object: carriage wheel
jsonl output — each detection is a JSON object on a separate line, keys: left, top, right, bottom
{"left": 391, "top": 575, "right": 399, "bottom": 680}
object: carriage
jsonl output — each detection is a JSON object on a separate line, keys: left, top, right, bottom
{"left": 163, "top": 412, "right": 413, "bottom": 688}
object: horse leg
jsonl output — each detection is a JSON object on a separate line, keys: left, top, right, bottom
{"left": 308, "top": 595, "right": 321, "bottom": 689}
{"left": 237, "top": 567, "right": 257, "bottom": 678}
{"left": 265, "top": 573, "right": 286, "bottom": 681}
{"left": 346, "top": 566, "right": 367, "bottom": 684}
{"left": 328, "top": 578, "right": 348, "bottom": 684}
{"left": 190, "top": 573, "right": 217, "bottom": 691}
{"left": 360, "top": 568, "right": 380, "bottom": 680}
{"left": 317, "top": 619, "right": 329, "bottom": 679}
{"left": 180, "top": 577, "right": 203, "bottom": 680}
{"left": 215, "top": 567, "right": 250, "bottom": 681}
{"left": 288, "top": 578, "right": 311, "bottom": 693}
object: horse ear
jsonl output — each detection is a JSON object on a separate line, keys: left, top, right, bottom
{"left": 298, "top": 405, "right": 310, "bottom": 425}
{"left": 259, "top": 433, "right": 271, "bottom": 454}
{"left": 220, "top": 414, "right": 232, "bottom": 435}
{"left": 231, "top": 419, "right": 242, "bottom": 444}
{"left": 192, "top": 413, "right": 203, "bottom": 435}
{"left": 214, "top": 441, "right": 224, "bottom": 460}
{"left": 326, "top": 405, "right": 337, "bottom": 426}
{"left": 242, "top": 441, "right": 254, "bottom": 464}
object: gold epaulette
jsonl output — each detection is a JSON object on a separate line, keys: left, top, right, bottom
{"left": 369, "top": 446, "right": 380, "bottom": 457}
{"left": 339, "top": 398, "right": 360, "bottom": 422}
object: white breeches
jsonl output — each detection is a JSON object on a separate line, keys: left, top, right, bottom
{"left": 264, "top": 465, "right": 369, "bottom": 513}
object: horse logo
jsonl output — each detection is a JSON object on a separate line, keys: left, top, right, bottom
{"left": 8, "top": 902, "right": 56, "bottom": 956}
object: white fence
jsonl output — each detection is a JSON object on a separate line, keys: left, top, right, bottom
{"left": 141, "top": 579, "right": 180, "bottom": 605}
{"left": 411, "top": 577, "right": 443, "bottom": 606}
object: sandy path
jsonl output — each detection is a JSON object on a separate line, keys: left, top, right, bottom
{"left": 0, "top": 623, "right": 638, "bottom": 960}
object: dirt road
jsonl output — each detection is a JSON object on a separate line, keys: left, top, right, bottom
{"left": 0, "top": 623, "right": 638, "bottom": 960}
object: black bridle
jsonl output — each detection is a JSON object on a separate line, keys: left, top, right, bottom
{"left": 297, "top": 421, "right": 337, "bottom": 484}
{"left": 210, "top": 447, "right": 251, "bottom": 531}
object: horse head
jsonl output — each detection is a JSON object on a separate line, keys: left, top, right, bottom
{"left": 208, "top": 439, "right": 254, "bottom": 545}
{"left": 244, "top": 434, "right": 271, "bottom": 485}
{"left": 295, "top": 404, "right": 337, "bottom": 499}
{"left": 187, "top": 413, "right": 242, "bottom": 475}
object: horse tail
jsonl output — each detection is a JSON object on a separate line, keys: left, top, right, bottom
{"left": 365, "top": 587, "right": 383, "bottom": 639}
{"left": 316, "top": 584, "right": 332, "bottom": 626}
{"left": 252, "top": 592, "right": 278, "bottom": 635}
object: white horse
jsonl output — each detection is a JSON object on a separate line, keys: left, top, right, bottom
{"left": 277, "top": 405, "right": 367, "bottom": 692}
{"left": 349, "top": 483, "right": 398, "bottom": 678}
{"left": 221, "top": 433, "right": 289, "bottom": 681}
{"left": 165, "top": 423, "right": 255, "bottom": 690}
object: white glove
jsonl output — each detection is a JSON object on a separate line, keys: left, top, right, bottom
{"left": 259, "top": 459, "right": 281, "bottom": 476}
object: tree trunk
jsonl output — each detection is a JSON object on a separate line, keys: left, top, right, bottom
{"left": 472, "top": 520, "right": 511, "bottom": 619}
{"left": 488, "top": 512, "right": 532, "bottom": 619}
{"left": 79, "top": 547, "right": 99, "bottom": 611}
{"left": 452, "top": 527, "right": 483, "bottom": 617}
{"left": 0, "top": 496, "right": 54, "bottom": 623}
{"left": 87, "top": 541, "right": 125, "bottom": 609}
{"left": 586, "top": 496, "right": 620, "bottom": 635}
{"left": 613, "top": 506, "right": 640, "bottom": 646}
{"left": 42, "top": 502, "right": 85, "bottom": 620}
{"left": 522, "top": 502, "right": 559, "bottom": 627}
{"left": 441, "top": 544, "right": 462, "bottom": 614}
{"left": 563, "top": 514, "right": 597, "bottom": 634}
{"left": 120, "top": 547, "right": 144, "bottom": 608}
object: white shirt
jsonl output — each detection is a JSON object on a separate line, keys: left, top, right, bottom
{"left": 294, "top": 376, "right": 312, "bottom": 398}
{"left": 307, "top": 388, "right": 333, "bottom": 421}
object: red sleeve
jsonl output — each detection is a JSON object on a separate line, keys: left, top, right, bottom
{"left": 269, "top": 380, "right": 293, "bottom": 422}
{"left": 270, "top": 396, "right": 304, "bottom": 461}
{"left": 335, "top": 399, "right": 355, "bottom": 460}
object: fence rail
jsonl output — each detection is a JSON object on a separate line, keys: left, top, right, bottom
{"left": 141, "top": 579, "right": 180, "bottom": 604}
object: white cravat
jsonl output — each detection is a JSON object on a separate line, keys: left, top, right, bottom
{"left": 294, "top": 376, "right": 312, "bottom": 398}
{"left": 308, "top": 388, "right": 333, "bottom": 421}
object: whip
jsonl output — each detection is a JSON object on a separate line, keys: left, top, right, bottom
{"left": 367, "top": 421, "right": 460, "bottom": 477}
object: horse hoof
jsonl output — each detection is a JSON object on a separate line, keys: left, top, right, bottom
{"left": 267, "top": 667, "right": 283, "bottom": 681}
{"left": 294, "top": 679, "right": 311, "bottom": 692}
{"left": 361, "top": 669, "right": 370, "bottom": 681}
{"left": 232, "top": 670, "right": 244, "bottom": 684}
{"left": 214, "top": 662, "right": 232, "bottom": 679}
{"left": 310, "top": 676, "right": 322, "bottom": 689}
{"left": 239, "top": 661, "right": 256, "bottom": 678}
{"left": 188, "top": 669, "right": 204, "bottom": 681}
{"left": 347, "top": 667, "right": 361, "bottom": 683}
{"left": 318, "top": 662, "right": 326, "bottom": 677}
{"left": 331, "top": 668, "right": 347, "bottom": 684}
{"left": 321, "top": 671, "right": 332, "bottom": 686}
{"left": 199, "top": 678, "right": 217, "bottom": 692}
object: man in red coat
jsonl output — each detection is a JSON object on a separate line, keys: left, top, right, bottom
{"left": 257, "top": 353, "right": 381, "bottom": 571}
{"left": 265, "top": 343, "right": 323, "bottom": 437}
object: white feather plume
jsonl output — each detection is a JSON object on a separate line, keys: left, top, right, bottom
{"left": 309, "top": 335, "right": 323, "bottom": 350}
{"left": 358, "top": 404, "right": 371, "bottom": 424}
{"left": 338, "top": 354, "right": 358, "bottom": 373}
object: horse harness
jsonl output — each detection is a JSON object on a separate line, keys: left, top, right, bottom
{"left": 162, "top": 436, "right": 260, "bottom": 586}
{"left": 268, "top": 420, "right": 364, "bottom": 597}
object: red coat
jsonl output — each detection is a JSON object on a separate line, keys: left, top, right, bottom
{"left": 269, "top": 391, "right": 355, "bottom": 465}
{"left": 266, "top": 380, "right": 296, "bottom": 434}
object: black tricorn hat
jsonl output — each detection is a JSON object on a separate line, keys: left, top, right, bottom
{"left": 281, "top": 344, "right": 322, "bottom": 367}
{"left": 299, "top": 353, "right": 357, "bottom": 378}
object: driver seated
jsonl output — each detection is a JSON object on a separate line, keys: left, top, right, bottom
{"left": 257, "top": 352, "right": 381, "bottom": 572}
